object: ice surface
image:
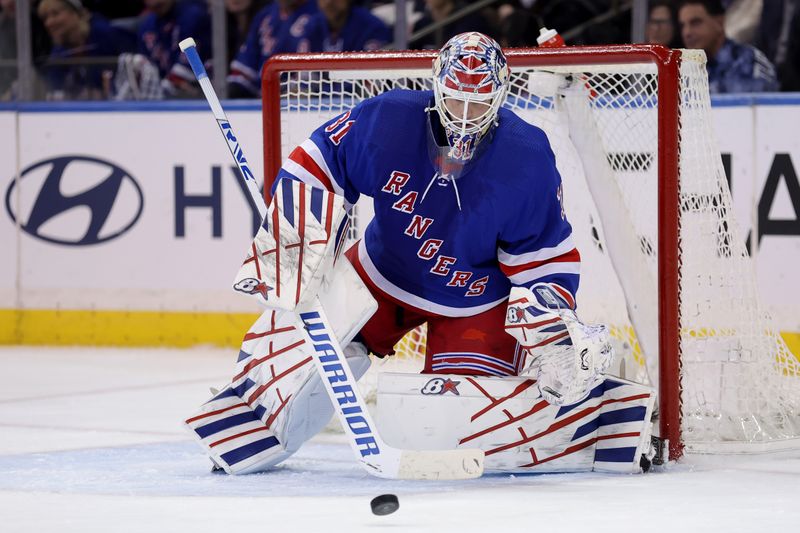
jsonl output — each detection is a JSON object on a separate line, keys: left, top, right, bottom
{"left": 1, "top": 346, "right": 799, "bottom": 533}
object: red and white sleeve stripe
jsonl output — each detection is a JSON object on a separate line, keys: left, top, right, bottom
{"left": 498, "top": 236, "right": 581, "bottom": 287}
{"left": 280, "top": 139, "right": 345, "bottom": 198}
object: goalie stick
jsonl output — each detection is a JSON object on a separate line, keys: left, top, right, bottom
{"left": 179, "top": 38, "right": 484, "bottom": 480}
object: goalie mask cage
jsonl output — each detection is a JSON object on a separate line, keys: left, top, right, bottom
{"left": 262, "top": 46, "right": 800, "bottom": 461}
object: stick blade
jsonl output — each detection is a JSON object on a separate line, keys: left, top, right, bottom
{"left": 395, "top": 449, "right": 485, "bottom": 480}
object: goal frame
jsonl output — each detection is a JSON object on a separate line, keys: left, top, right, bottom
{"left": 261, "top": 45, "right": 684, "bottom": 460}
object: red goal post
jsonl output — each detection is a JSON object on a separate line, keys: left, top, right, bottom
{"left": 261, "top": 46, "right": 799, "bottom": 461}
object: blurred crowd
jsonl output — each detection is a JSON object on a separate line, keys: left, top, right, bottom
{"left": 0, "top": 0, "right": 798, "bottom": 101}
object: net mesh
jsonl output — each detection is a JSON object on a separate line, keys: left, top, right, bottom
{"left": 676, "top": 55, "right": 799, "bottom": 448}
{"left": 274, "top": 49, "right": 800, "bottom": 451}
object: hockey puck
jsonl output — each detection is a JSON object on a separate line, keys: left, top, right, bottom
{"left": 370, "top": 494, "right": 399, "bottom": 516}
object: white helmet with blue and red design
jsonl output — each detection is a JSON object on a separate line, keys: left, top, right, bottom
{"left": 432, "top": 32, "right": 510, "bottom": 162}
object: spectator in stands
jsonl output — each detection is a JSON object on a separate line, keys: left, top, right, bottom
{"left": 0, "top": 0, "right": 16, "bottom": 99}
{"left": 82, "top": 1, "right": 145, "bottom": 20}
{"left": 228, "top": 0, "right": 318, "bottom": 98}
{"left": 305, "top": 0, "right": 392, "bottom": 52}
{"left": 37, "top": 0, "right": 137, "bottom": 100}
{"left": 138, "top": 0, "right": 211, "bottom": 98}
{"left": 82, "top": 1, "right": 145, "bottom": 38}
{"left": 678, "top": 0, "right": 779, "bottom": 93}
{"left": 646, "top": 0, "right": 683, "bottom": 48}
{"left": 723, "top": 0, "right": 762, "bottom": 44}
{"left": 756, "top": 0, "right": 800, "bottom": 91}
{"left": 226, "top": 0, "right": 269, "bottom": 64}
{"left": 496, "top": 1, "right": 535, "bottom": 48}
{"left": 410, "top": 0, "right": 494, "bottom": 50}
{"left": 533, "top": 0, "right": 628, "bottom": 46}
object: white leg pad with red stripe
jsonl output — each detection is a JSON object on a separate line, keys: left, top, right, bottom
{"left": 185, "top": 386, "right": 289, "bottom": 475}
{"left": 185, "top": 256, "right": 376, "bottom": 474}
{"left": 376, "top": 373, "right": 655, "bottom": 474}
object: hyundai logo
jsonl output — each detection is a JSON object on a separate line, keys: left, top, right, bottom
{"left": 5, "top": 156, "right": 144, "bottom": 246}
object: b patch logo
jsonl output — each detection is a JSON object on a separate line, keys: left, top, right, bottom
{"left": 421, "top": 377, "right": 460, "bottom": 396}
{"left": 506, "top": 306, "right": 525, "bottom": 324}
{"left": 234, "top": 278, "right": 272, "bottom": 302}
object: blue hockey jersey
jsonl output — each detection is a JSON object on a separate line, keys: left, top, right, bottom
{"left": 138, "top": 0, "right": 211, "bottom": 84}
{"left": 304, "top": 6, "right": 392, "bottom": 53}
{"left": 276, "top": 90, "right": 580, "bottom": 317}
{"left": 228, "top": 0, "right": 318, "bottom": 96}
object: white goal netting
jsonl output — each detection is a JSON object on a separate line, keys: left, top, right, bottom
{"left": 269, "top": 48, "right": 800, "bottom": 454}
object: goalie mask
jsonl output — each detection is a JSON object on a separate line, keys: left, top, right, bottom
{"left": 432, "top": 32, "right": 510, "bottom": 163}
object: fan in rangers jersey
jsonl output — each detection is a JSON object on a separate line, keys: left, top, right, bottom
{"left": 304, "top": 0, "right": 392, "bottom": 53}
{"left": 227, "top": 0, "right": 318, "bottom": 97}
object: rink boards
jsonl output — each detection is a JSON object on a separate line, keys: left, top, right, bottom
{"left": 0, "top": 97, "right": 798, "bottom": 355}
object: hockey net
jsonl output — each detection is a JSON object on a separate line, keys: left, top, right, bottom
{"left": 262, "top": 46, "right": 800, "bottom": 459}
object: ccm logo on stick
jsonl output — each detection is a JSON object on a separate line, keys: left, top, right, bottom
{"left": 299, "top": 311, "right": 380, "bottom": 458}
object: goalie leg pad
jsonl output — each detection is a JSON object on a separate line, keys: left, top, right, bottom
{"left": 185, "top": 385, "right": 290, "bottom": 475}
{"left": 376, "top": 372, "right": 655, "bottom": 474}
{"left": 185, "top": 270, "right": 375, "bottom": 474}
